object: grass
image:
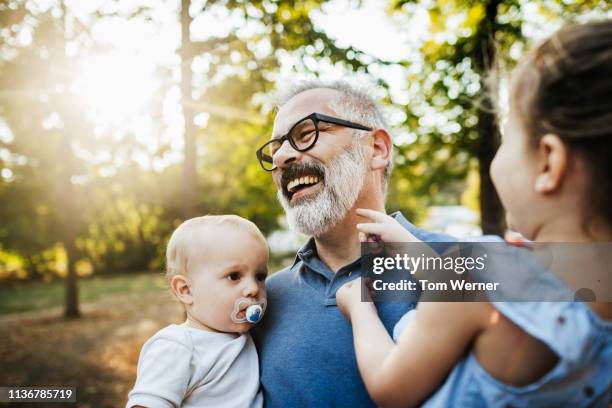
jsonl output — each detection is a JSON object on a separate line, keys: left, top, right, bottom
{"left": 0, "top": 255, "right": 296, "bottom": 316}
{"left": 0, "top": 272, "right": 168, "bottom": 315}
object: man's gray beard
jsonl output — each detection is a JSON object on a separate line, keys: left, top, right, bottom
{"left": 277, "top": 141, "right": 367, "bottom": 238}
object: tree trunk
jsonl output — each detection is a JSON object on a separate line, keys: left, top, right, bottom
{"left": 180, "top": 0, "right": 198, "bottom": 219}
{"left": 60, "top": 2, "right": 79, "bottom": 319}
{"left": 474, "top": 0, "right": 506, "bottom": 236}
{"left": 62, "top": 132, "right": 80, "bottom": 319}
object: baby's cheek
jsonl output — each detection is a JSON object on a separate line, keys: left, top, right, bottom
{"left": 209, "top": 302, "right": 233, "bottom": 324}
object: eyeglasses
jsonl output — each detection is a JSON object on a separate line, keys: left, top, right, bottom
{"left": 255, "top": 112, "right": 372, "bottom": 171}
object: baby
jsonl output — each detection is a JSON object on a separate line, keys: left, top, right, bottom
{"left": 126, "top": 215, "right": 268, "bottom": 408}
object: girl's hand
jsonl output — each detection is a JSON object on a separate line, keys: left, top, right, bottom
{"left": 336, "top": 278, "right": 375, "bottom": 321}
{"left": 356, "top": 208, "right": 420, "bottom": 243}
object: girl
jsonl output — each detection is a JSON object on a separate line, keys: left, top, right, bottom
{"left": 337, "top": 20, "right": 612, "bottom": 407}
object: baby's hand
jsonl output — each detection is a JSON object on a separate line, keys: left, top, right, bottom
{"left": 356, "top": 208, "right": 420, "bottom": 243}
{"left": 336, "top": 278, "right": 374, "bottom": 321}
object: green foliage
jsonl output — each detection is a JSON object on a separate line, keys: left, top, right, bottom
{"left": 384, "top": 0, "right": 610, "bottom": 225}
{"left": 79, "top": 183, "right": 169, "bottom": 274}
{"left": 0, "top": 0, "right": 349, "bottom": 280}
{"left": 1, "top": 0, "right": 610, "bottom": 281}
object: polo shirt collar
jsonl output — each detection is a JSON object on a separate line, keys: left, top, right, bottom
{"left": 294, "top": 238, "right": 344, "bottom": 282}
{"left": 290, "top": 237, "right": 316, "bottom": 269}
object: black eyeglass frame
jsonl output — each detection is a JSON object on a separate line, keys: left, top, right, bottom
{"left": 256, "top": 112, "right": 373, "bottom": 171}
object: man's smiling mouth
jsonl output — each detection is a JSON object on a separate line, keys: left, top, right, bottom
{"left": 281, "top": 163, "right": 325, "bottom": 201}
{"left": 287, "top": 175, "right": 321, "bottom": 193}
{"left": 286, "top": 175, "right": 322, "bottom": 201}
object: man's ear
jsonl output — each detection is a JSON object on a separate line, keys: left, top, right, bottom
{"left": 171, "top": 274, "right": 193, "bottom": 305}
{"left": 369, "top": 128, "right": 392, "bottom": 171}
{"left": 534, "top": 134, "right": 568, "bottom": 194}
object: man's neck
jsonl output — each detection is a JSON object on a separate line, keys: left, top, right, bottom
{"left": 313, "top": 202, "right": 386, "bottom": 273}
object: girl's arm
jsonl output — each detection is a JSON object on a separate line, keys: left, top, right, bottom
{"left": 337, "top": 208, "right": 491, "bottom": 407}
{"left": 338, "top": 281, "right": 490, "bottom": 408}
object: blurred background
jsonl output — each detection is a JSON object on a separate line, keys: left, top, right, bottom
{"left": 0, "top": 0, "right": 610, "bottom": 406}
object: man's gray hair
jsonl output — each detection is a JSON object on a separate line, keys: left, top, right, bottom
{"left": 275, "top": 80, "right": 393, "bottom": 190}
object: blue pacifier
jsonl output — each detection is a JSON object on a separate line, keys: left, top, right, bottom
{"left": 231, "top": 298, "right": 267, "bottom": 324}
{"left": 245, "top": 304, "right": 263, "bottom": 323}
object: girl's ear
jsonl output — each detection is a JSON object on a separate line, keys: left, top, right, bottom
{"left": 370, "top": 128, "right": 392, "bottom": 172}
{"left": 171, "top": 275, "right": 193, "bottom": 305}
{"left": 534, "top": 134, "right": 568, "bottom": 193}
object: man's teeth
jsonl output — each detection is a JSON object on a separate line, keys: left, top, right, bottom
{"left": 287, "top": 176, "right": 320, "bottom": 193}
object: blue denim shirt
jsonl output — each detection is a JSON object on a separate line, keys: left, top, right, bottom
{"left": 252, "top": 212, "right": 454, "bottom": 408}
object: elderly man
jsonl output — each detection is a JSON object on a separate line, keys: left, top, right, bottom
{"left": 252, "top": 81, "right": 451, "bottom": 407}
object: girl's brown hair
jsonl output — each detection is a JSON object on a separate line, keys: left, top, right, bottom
{"left": 510, "top": 20, "right": 612, "bottom": 228}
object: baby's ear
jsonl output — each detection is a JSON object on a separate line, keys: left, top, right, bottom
{"left": 171, "top": 275, "right": 193, "bottom": 305}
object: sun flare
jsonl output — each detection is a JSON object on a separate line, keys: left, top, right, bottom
{"left": 74, "top": 53, "right": 157, "bottom": 126}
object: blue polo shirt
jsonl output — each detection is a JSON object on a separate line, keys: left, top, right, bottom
{"left": 252, "top": 212, "right": 454, "bottom": 407}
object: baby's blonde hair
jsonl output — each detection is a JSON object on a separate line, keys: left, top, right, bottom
{"left": 165, "top": 215, "right": 267, "bottom": 281}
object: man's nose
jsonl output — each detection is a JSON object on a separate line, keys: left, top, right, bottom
{"left": 272, "top": 139, "right": 299, "bottom": 169}
{"left": 242, "top": 278, "right": 259, "bottom": 298}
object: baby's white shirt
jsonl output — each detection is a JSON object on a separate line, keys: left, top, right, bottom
{"left": 126, "top": 324, "right": 263, "bottom": 408}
